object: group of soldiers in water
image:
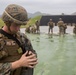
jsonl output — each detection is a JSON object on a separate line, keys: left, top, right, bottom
{"left": 48, "top": 18, "right": 76, "bottom": 36}
{"left": 48, "top": 18, "right": 67, "bottom": 36}
{"left": 25, "top": 18, "right": 76, "bottom": 36}
{"left": 25, "top": 20, "right": 40, "bottom": 34}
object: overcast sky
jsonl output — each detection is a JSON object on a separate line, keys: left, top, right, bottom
{"left": 0, "top": 0, "right": 76, "bottom": 15}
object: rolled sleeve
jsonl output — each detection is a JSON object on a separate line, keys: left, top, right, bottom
{"left": 0, "top": 63, "right": 11, "bottom": 75}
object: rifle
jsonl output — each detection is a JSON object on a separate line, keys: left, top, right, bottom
{"left": 20, "top": 33, "right": 34, "bottom": 75}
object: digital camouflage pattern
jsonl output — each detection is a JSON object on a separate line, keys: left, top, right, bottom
{"left": 0, "top": 4, "right": 36, "bottom": 75}
{"left": 2, "top": 4, "right": 28, "bottom": 25}
{"left": 0, "top": 63, "right": 11, "bottom": 75}
{"left": 48, "top": 19, "right": 54, "bottom": 28}
{"left": 0, "top": 29, "right": 36, "bottom": 75}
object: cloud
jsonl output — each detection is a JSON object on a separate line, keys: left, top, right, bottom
{"left": 0, "top": 0, "right": 76, "bottom": 15}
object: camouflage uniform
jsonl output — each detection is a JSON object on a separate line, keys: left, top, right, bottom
{"left": 25, "top": 26, "right": 31, "bottom": 33}
{"left": 30, "top": 25, "right": 37, "bottom": 34}
{"left": 48, "top": 19, "right": 54, "bottom": 34}
{"left": 0, "top": 63, "right": 11, "bottom": 75}
{"left": 0, "top": 4, "right": 37, "bottom": 75}
{"left": 73, "top": 25, "right": 76, "bottom": 34}
{"left": 57, "top": 18, "right": 64, "bottom": 36}
{"left": 63, "top": 23, "right": 67, "bottom": 34}
{"left": 35, "top": 20, "right": 40, "bottom": 33}
{"left": 0, "top": 29, "right": 36, "bottom": 75}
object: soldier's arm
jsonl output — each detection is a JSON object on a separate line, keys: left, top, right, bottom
{"left": 0, "top": 63, "right": 11, "bottom": 74}
{"left": 11, "top": 51, "right": 38, "bottom": 70}
{"left": 57, "top": 22, "right": 59, "bottom": 26}
{"left": 0, "top": 36, "right": 11, "bottom": 74}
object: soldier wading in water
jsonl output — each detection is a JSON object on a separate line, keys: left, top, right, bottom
{"left": 47, "top": 19, "right": 54, "bottom": 37}
{"left": 57, "top": 18, "right": 64, "bottom": 36}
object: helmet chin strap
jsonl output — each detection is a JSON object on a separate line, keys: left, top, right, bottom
{"left": 6, "top": 24, "right": 13, "bottom": 34}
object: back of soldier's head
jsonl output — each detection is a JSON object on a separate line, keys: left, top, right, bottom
{"left": 36, "top": 20, "right": 38, "bottom": 22}
{"left": 59, "top": 18, "right": 62, "bottom": 21}
{"left": 50, "top": 19, "right": 52, "bottom": 21}
{"left": 2, "top": 4, "right": 28, "bottom": 25}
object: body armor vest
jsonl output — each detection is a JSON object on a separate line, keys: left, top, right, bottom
{"left": 0, "top": 31, "right": 22, "bottom": 62}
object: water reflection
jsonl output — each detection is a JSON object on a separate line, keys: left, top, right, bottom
{"left": 26, "top": 33, "right": 76, "bottom": 75}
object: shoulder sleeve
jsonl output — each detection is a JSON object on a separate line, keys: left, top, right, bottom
{"left": 0, "top": 63, "right": 11, "bottom": 75}
{"left": 0, "top": 33, "right": 8, "bottom": 59}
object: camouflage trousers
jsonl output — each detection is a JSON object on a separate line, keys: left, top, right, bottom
{"left": 59, "top": 27, "right": 64, "bottom": 34}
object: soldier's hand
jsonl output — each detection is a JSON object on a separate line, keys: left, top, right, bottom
{"left": 11, "top": 51, "right": 38, "bottom": 70}
{"left": 18, "top": 51, "right": 38, "bottom": 68}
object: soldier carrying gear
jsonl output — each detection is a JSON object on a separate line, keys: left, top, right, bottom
{"left": 63, "top": 23, "right": 67, "bottom": 34}
{"left": 0, "top": 4, "right": 38, "bottom": 75}
{"left": 73, "top": 25, "right": 76, "bottom": 35}
{"left": 35, "top": 20, "right": 40, "bottom": 33}
{"left": 48, "top": 19, "right": 54, "bottom": 35}
{"left": 57, "top": 18, "right": 64, "bottom": 36}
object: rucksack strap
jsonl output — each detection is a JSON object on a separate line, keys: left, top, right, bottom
{"left": 0, "top": 29, "right": 22, "bottom": 48}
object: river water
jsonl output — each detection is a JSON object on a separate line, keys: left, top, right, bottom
{"left": 21, "top": 26, "right": 76, "bottom": 75}
{"left": 20, "top": 26, "right": 73, "bottom": 34}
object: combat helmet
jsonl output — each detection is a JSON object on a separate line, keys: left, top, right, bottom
{"left": 50, "top": 19, "right": 52, "bottom": 21}
{"left": 59, "top": 18, "right": 62, "bottom": 21}
{"left": 2, "top": 4, "right": 28, "bottom": 25}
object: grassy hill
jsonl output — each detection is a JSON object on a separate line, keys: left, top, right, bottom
{"left": 23, "top": 15, "right": 42, "bottom": 27}
{"left": 0, "top": 15, "right": 42, "bottom": 28}
{"left": 0, "top": 18, "right": 5, "bottom": 28}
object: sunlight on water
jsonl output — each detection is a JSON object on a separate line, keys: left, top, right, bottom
{"left": 26, "top": 33, "right": 76, "bottom": 75}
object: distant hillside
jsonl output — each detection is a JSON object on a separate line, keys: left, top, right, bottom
{"left": 26, "top": 15, "right": 41, "bottom": 26}
{"left": 71, "top": 12, "right": 76, "bottom": 15}
{"left": 1, "top": 11, "right": 76, "bottom": 19}
{"left": 28, "top": 11, "right": 50, "bottom": 18}
{"left": 0, "top": 12, "right": 47, "bottom": 19}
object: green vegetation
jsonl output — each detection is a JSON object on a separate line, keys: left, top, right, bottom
{"left": 0, "top": 18, "right": 5, "bottom": 28}
{"left": 23, "top": 15, "right": 42, "bottom": 28}
{"left": 0, "top": 15, "right": 42, "bottom": 28}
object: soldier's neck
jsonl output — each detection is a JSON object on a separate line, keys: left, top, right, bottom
{"left": 2, "top": 25, "right": 12, "bottom": 34}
